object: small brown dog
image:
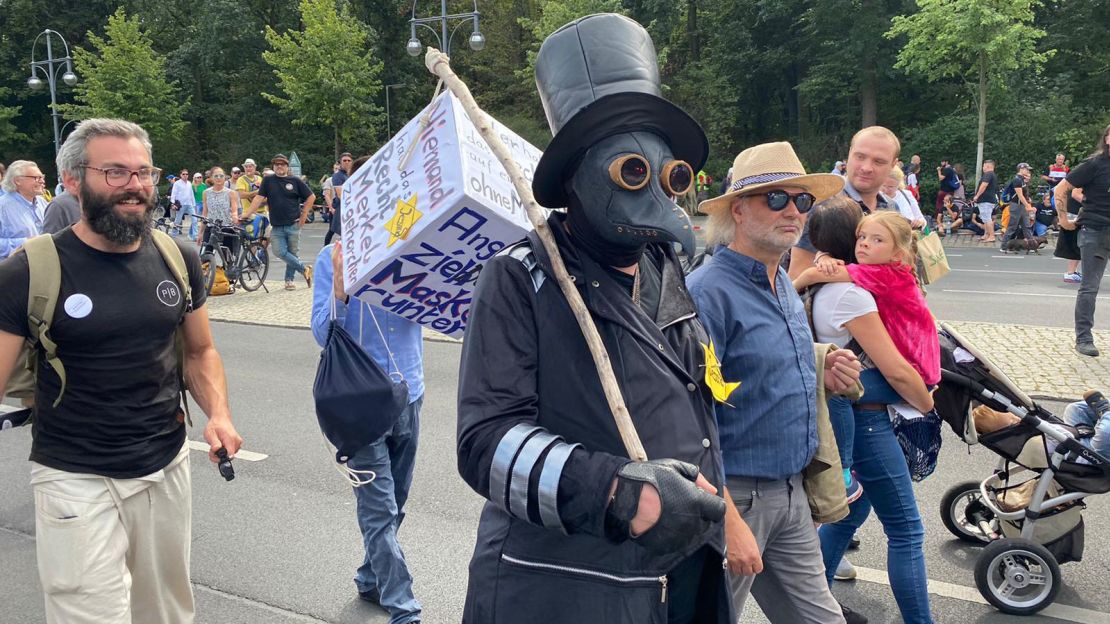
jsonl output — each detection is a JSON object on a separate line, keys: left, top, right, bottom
{"left": 1001, "top": 235, "right": 1048, "bottom": 254}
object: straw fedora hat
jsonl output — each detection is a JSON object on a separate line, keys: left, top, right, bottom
{"left": 699, "top": 142, "right": 844, "bottom": 215}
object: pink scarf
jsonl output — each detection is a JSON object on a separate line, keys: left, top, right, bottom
{"left": 845, "top": 263, "right": 940, "bottom": 385}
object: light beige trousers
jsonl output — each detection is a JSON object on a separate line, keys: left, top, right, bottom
{"left": 31, "top": 442, "right": 194, "bottom": 624}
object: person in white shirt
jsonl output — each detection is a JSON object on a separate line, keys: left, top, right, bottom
{"left": 171, "top": 168, "right": 198, "bottom": 239}
{"left": 880, "top": 168, "right": 926, "bottom": 229}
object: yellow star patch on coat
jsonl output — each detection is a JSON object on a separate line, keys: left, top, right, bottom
{"left": 386, "top": 194, "right": 422, "bottom": 247}
{"left": 701, "top": 340, "right": 740, "bottom": 404}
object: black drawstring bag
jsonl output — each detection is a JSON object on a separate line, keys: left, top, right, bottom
{"left": 313, "top": 318, "right": 408, "bottom": 464}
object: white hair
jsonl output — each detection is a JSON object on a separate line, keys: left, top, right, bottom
{"left": 704, "top": 197, "right": 742, "bottom": 247}
{"left": 56, "top": 118, "right": 152, "bottom": 183}
{"left": 1, "top": 160, "right": 39, "bottom": 192}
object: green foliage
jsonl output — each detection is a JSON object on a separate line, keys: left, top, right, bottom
{"left": 888, "top": 0, "right": 1050, "bottom": 83}
{"left": 517, "top": 0, "right": 624, "bottom": 86}
{"left": 61, "top": 9, "right": 189, "bottom": 147}
{"left": 0, "top": 0, "right": 1106, "bottom": 189}
{"left": 0, "top": 89, "right": 26, "bottom": 145}
{"left": 262, "top": 0, "right": 385, "bottom": 159}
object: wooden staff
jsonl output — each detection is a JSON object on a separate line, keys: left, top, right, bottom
{"left": 424, "top": 48, "right": 648, "bottom": 462}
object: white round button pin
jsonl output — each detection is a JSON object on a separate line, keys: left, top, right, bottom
{"left": 63, "top": 294, "right": 93, "bottom": 319}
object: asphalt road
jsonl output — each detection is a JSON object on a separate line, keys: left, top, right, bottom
{"left": 2, "top": 223, "right": 1109, "bottom": 623}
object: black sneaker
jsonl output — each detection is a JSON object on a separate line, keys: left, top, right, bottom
{"left": 840, "top": 602, "right": 868, "bottom": 624}
{"left": 358, "top": 588, "right": 381, "bottom": 605}
{"left": 848, "top": 534, "right": 861, "bottom": 550}
{"left": 1076, "top": 342, "right": 1100, "bottom": 357}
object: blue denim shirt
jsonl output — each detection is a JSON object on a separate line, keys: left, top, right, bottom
{"left": 0, "top": 192, "right": 46, "bottom": 259}
{"left": 688, "top": 246, "right": 818, "bottom": 480}
{"left": 310, "top": 245, "right": 424, "bottom": 402}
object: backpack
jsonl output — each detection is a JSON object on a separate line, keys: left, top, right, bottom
{"left": 1000, "top": 182, "right": 1016, "bottom": 203}
{"left": 19, "top": 229, "right": 193, "bottom": 423}
{"left": 209, "top": 265, "right": 234, "bottom": 296}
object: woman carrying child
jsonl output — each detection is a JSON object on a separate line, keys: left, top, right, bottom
{"left": 794, "top": 198, "right": 939, "bottom": 624}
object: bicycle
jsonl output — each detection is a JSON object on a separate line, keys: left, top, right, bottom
{"left": 196, "top": 216, "right": 270, "bottom": 294}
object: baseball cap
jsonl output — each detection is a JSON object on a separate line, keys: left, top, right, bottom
{"left": 271, "top": 153, "right": 289, "bottom": 165}
{"left": 243, "top": 158, "right": 257, "bottom": 167}
{"left": 1017, "top": 162, "right": 1032, "bottom": 171}
{"left": 231, "top": 166, "right": 241, "bottom": 173}
{"left": 193, "top": 173, "right": 203, "bottom": 179}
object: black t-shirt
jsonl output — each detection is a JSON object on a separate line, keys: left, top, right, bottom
{"left": 259, "top": 175, "right": 312, "bottom": 226}
{"left": 940, "top": 166, "right": 960, "bottom": 192}
{"left": 0, "top": 230, "right": 207, "bottom": 478}
{"left": 975, "top": 171, "right": 998, "bottom": 203}
{"left": 1066, "top": 154, "right": 1110, "bottom": 229}
{"left": 1009, "top": 175, "right": 1027, "bottom": 204}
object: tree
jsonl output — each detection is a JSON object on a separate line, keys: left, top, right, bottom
{"left": 63, "top": 8, "right": 189, "bottom": 147}
{"left": 262, "top": 0, "right": 385, "bottom": 159}
{"left": 888, "top": 0, "right": 1051, "bottom": 181}
{"left": 0, "top": 91, "right": 26, "bottom": 146}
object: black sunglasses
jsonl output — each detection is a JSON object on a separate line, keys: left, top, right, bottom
{"left": 761, "top": 190, "right": 816, "bottom": 213}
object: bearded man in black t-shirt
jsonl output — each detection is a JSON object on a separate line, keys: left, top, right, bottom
{"left": 0, "top": 118, "right": 242, "bottom": 623}
{"left": 1055, "top": 123, "right": 1110, "bottom": 357}
{"left": 243, "top": 154, "right": 316, "bottom": 290}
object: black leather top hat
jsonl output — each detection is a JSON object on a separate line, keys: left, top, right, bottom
{"left": 531, "top": 13, "right": 709, "bottom": 208}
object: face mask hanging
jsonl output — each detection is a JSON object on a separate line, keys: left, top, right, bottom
{"left": 313, "top": 294, "right": 409, "bottom": 485}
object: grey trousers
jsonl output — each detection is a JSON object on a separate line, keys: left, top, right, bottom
{"left": 726, "top": 473, "right": 845, "bottom": 624}
{"left": 1076, "top": 226, "right": 1110, "bottom": 344}
{"left": 1002, "top": 202, "right": 1032, "bottom": 243}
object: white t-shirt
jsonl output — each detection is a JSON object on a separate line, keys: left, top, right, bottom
{"left": 812, "top": 282, "right": 878, "bottom": 347}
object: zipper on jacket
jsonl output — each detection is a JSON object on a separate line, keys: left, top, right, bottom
{"left": 501, "top": 554, "right": 668, "bottom": 603}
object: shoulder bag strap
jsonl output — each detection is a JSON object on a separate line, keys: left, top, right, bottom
{"left": 22, "top": 234, "right": 65, "bottom": 406}
{"left": 150, "top": 230, "right": 193, "bottom": 425}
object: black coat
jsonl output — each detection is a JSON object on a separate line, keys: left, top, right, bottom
{"left": 457, "top": 214, "right": 729, "bottom": 623}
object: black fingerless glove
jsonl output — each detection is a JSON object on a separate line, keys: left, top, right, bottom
{"left": 605, "top": 459, "right": 726, "bottom": 553}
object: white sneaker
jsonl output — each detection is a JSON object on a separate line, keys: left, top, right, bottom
{"left": 834, "top": 558, "right": 857, "bottom": 581}
{"left": 1063, "top": 272, "right": 1081, "bottom": 284}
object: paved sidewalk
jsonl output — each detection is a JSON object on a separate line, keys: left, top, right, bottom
{"left": 205, "top": 285, "right": 1105, "bottom": 400}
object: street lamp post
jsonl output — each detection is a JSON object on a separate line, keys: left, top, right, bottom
{"left": 406, "top": 0, "right": 485, "bottom": 58}
{"left": 385, "top": 83, "right": 406, "bottom": 136}
{"left": 27, "top": 29, "right": 78, "bottom": 168}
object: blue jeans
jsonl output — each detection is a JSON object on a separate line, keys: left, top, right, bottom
{"left": 1076, "top": 227, "right": 1110, "bottom": 345}
{"left": 174, "top": 203, "right": 198, "bottom": 238}
{"left": 350, "top": 397, "right": 422, "bottom": 624}
{"left": 1033, "top": 221, "right": 1049, "bottom": 237}
{"left": 819, "top": 408, "right": 934, "bottom": 624}
{"left": 1063, "top": 401, "right": 1110, "bottom": 456}
{"left": 270, "top": 223, "right": 306, "bottom": 281}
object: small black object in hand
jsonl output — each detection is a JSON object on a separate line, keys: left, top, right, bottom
{"left": 215, "top": 447, "right": 235, "bottom": 481}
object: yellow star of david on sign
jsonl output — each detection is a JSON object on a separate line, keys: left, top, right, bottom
{"left": 701, "top": 340, "right": 740, "bottom": 404}
{"left": 386, "top": 194, "right": 422, "bottom": 247}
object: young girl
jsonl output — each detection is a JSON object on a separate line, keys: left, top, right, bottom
{"left": 795, "top": 210, "right": 941, "bottom": 387}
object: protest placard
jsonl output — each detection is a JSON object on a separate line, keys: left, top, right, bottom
{"left": 340, "top": 91, "right": 544, "bottom": 338}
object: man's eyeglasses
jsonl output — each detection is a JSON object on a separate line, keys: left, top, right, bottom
{"left": 18, "top": 175, "right": 45, "bottom": 182}
{"left": 759, "top": 190, "right": 816, "bottom": 213}
{"left": 84, "top": 165, "right": 162, "bottom": 187}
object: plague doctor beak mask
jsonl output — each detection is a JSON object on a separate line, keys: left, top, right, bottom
{"left": 531, "top": 13, "right": 708, "bottom": 261}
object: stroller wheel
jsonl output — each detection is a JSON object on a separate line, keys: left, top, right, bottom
{"left": 974, "top": 538, "right": 1061, "bottom": 615}
{"left": 940, "top": 480, "right": 993, "bottom": 544}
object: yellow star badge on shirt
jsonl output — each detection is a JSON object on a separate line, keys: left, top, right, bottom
{"left": 702, "top": 340, "right": 740, "bottom": 404}
{"left": 386, "top": 194, "right": 422, "bottom": 247}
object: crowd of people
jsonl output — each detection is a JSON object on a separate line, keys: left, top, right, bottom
{"left": 2, "top": 12, "right": 1110, "bottom": 624}
{"left": 0, "top": 149, "right": 368, "bottom": 292}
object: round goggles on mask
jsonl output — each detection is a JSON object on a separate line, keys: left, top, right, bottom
{"left": 608, "top": 155, "right": 694, "bottom": 197}
{"left": 753, "top": 190, "right": 817, "bottom": 213}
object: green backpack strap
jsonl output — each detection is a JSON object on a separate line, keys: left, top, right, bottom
{"left": 150, "top": 230, "right": 193, "bottom": 426}
{"left": 22, "top": 234, "right": 65, "bottom": 407}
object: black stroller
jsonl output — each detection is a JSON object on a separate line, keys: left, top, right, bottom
{"left": 933, "top": 323, "right": 1110, "bottom": 615}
